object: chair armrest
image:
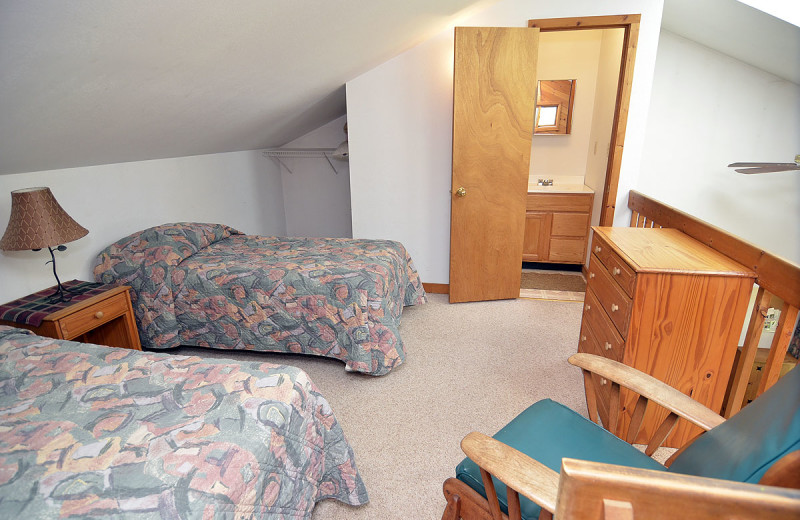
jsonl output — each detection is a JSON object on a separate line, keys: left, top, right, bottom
{"left": 556, "top": 458, "right": 800, "bottom": 519}
{"left": 461, "top": 431, "right": 559, "bottom": 513}
{"left": 568, "top": 353, "right": 725, "bottom": 432}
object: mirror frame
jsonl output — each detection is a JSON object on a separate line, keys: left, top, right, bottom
{"left": 534, "top": 79, "right": 576, "bottom": 135}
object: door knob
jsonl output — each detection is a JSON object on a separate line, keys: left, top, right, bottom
{"left": 455, "top": 187, "right": 467, "bottom": 197}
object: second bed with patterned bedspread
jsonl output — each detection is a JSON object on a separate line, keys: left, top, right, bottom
{"left": 0, "top": 325, "right": 368, "bottom": 518}
{"left": 94, "top": 223, "right": 426, "bottom": 375}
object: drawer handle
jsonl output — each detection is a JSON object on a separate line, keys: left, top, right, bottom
{"left": 600, "top": 378, "right": 607, "bottom": 386}
{"left": 94, "top": 311, "right": 105, "bottom": 320}
{"left": 611, "top": 304, "right": 619, "bottom": 312}
{"left": 604, "top": 342, "right": 612, "bottom": 351}
{"left": 581, "top": 335, "right": 587, "bottom": 342}
{"left": 594, "top": 246, "right": 602, "bottom": 253}
{"left": 612, "top": 267, "right": 621, "bottom": 275}
{"left": 585, "top": 304, "right": 591, "bottom": 311}
{"left": 589, "top": 272, "right": 595, "bottom": 279}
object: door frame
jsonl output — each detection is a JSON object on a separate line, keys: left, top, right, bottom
{"left": 528, "top": 14, "right": 641, "bottom": 226}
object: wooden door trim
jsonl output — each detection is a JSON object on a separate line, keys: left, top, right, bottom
{"left": 528, "top": 15, "right": 641, "bottom": 226}
{"left": 423, "top": 282, "right": 450, "bottom": 295}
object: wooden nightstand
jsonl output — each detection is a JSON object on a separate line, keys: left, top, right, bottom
{"left": 0, "top": 284, "right": 142, "bottom": 350}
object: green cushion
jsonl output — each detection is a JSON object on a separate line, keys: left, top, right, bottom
{"left": 455, "top": 399, "right": 665, "bottom": 520}
{"left": 669, "top": 365, "right": 800, "bottom": 483}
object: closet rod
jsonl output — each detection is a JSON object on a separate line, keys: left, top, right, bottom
{"left": 262, "top": 148, "right": 338, "bottom": 174}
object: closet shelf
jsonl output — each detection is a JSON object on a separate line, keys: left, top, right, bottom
{"left": 262, "top": 148, "right": 339, "bottom": 174}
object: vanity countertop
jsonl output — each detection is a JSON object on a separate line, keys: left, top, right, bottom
{"left": 527, "top": 184, "right": 594, "bottom": 194}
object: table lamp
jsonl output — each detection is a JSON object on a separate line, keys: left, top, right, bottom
{"left": 0, "top": 187, "right": 89, "bottom": 302}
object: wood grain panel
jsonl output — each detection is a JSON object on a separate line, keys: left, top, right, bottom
{"left": 591, "top": 233, "right": 636, "bottom": 297}
{"left": 527, "top": 193, "right": 593, "bottom": 212}
{"left": 594, "top": 227, "right": 754, "bottom": 276}
{"left": 578, "top": 320, "right": 612, "bottom": 428}
{"left": 627, "top": 190, "right": 800, "bottom": 309}
{"left": 552, "top": 212, "right": 590, "bottom": 237}
{"left": 548, "top": 238, "right": 586, "bottom": 263}
{"left": 449, "top": 27, "right": 539, "bottom": 303}
{"left": 422, "top": 283, "right": 449, "bottom": 294}
{"left": 582, "top": 288, "right": 625, "bottom": 362}
{"left": 58, "top": 291, "right": 128, "bottom": 339}
{"left": 621, "top": 273, "right": 754, "bottom": 445}
{"left": 587, "top": 254, "right": 632, "bottom": 337}
{"left": 522, "top": 212, "right": 550, "bottom": 262}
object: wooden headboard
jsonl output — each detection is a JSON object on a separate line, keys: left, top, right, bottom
{"left": 627, "top": 190, "right": 799, "bottom": 417}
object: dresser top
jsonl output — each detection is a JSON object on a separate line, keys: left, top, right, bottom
{"left": 593, "top": 227, "right": 756, "bottom": 277}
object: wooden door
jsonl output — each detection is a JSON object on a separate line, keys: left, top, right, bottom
{"left": 449, "top": 27, "right": 539, "bottom": 303}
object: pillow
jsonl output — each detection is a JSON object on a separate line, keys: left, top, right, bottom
{"left": 92, "top": 223, "right": 243, "bottom": 350}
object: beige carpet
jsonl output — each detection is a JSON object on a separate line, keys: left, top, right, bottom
{"left": 520, "top": 271, "right": 586, "bottom": 292}
{"left": 175, "top": 295, "right": 591, "bottom": 518}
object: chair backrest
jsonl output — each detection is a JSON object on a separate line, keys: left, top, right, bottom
{"left": 668, "top": 365, "right": 800, "bottom": 483}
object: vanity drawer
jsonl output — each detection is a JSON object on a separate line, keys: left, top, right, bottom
{"left": 587, "top": 255, "right": 632, "bottom": 337}
{"left": 58, "top": 292, "right": 129, "bottom": 339}
{"left": 549, "top": 237, "right": 586, "bottom": 263}
{"left": 552, "top": 212, "right": 591, "bottom": 237}
{"left": 582, "top": 288, "right": 624, "bottom": 361}
{"left": 527, "top": 193, "right": 593, "bottom": 212}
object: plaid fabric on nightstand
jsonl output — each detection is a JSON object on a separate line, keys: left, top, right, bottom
{"left": 0, "top": 280, "right": 112, "bottom": 327}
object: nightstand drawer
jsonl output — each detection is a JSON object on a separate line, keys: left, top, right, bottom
{"left": 587, "top": 255, "right": 632, "bottom": 337}
{"left": 58, "top": 292, "right": 128, "bottom": 339}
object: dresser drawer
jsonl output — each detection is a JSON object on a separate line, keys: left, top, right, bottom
{"left": 590, "top": 233, "right": 636, "bottom": 297}
{"left": 578, "top": 320, "right": 612, "bottom": 426}
{"left": 58, "top": 292, "right": 129, "bottom": 339}
{"left": 587, "top": 255, "right": 632, "bottom": 337}
{"left": 582, "top": 288, "right": 624, "bottom": 361}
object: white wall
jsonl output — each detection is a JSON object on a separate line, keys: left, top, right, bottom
{"left": 278, "top": 115, "right": 352, "bottom": 238}
{"left": 0, "top": 151, "right": 285, "bottom": 302}
{"left": 347, "top": 0, "right": 664, "bottom": 284}
{"left": 639, "top": 30, "right": 800, "bottom": 264}
{"left": 585, "top": 28, "right": 625, "bottom": 229}
{"left": 530, "top": 30, "right": 603, "bottom": 183}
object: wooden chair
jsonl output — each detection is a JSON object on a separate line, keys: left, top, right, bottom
{"left": 441, "top": 353, "right": 800, "bottom": 520}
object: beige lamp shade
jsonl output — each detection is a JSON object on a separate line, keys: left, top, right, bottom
{"left": 0, "top": 187, "right": 88, "bottom": 251}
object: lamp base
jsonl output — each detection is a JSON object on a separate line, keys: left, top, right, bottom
{"left": 44, "top": 245, "right": 74, "bottom": 303}
{"left": 46, "top": 282, "right": 77, "bottom": 303}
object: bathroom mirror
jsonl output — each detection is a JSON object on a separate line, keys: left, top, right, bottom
{"left": 534, "top": 79, "right": 575, "bottom": 135}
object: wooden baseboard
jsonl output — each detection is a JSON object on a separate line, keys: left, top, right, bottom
{"left": 423, "top": 283, "right": 449, "bottom": 294}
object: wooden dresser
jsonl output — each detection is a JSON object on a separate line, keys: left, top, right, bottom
{"left": 579, "top": 227, "right": 755, "bottom": 447}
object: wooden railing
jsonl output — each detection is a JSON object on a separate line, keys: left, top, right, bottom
{"left": 627, "top": 190, "right": 799, "bottom": 417}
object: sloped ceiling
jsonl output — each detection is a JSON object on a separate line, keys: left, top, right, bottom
{"left": 661, "top": 0, "right": 800, "bottom": 85}
{"left": 0, "top": 0, "right": 496, "bottom": 175}
{"left": 1, "top": 0, "right": 796, "bottom": 177}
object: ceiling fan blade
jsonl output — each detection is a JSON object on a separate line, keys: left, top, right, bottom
{"left": 728, "top": 162, "right": 799, "bottom": 168}
{"left": 733, "top": 164, "right": 800, "bottom": 174}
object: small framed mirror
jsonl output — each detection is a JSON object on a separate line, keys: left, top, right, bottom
{"left": 534, "top": 79, "right": 576, "bottom": 135}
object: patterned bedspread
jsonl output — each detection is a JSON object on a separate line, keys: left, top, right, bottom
{"left": 93, "top": 223, "right": 426, "bottom": 375}
{"left": 0, "top": 326, "right": 368, "bottom": 519}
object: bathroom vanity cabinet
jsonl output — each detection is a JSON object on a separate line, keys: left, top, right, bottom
{"left": 522, "top": 189, "right": 594, "bottom": 263}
